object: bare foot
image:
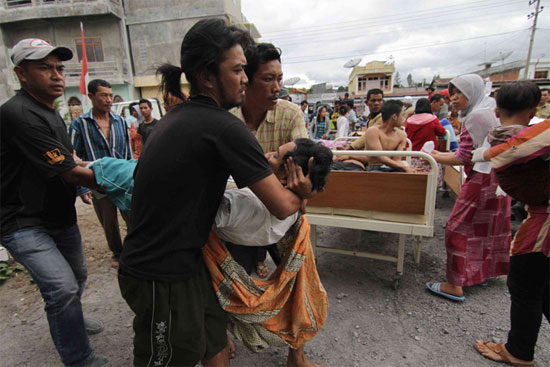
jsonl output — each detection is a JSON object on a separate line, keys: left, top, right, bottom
{"left": 256, "top": 261, "right": 268, "bottom": 278}
{"left": 287, "top": 346, "right": 326, "bottom": 367}
{"left": 227, "top": 333, "right": 236, "bottom": 359}
{"left": 428, "top": 281, "right": 463, "bottom": 297}
{"left": 474, "top": 340, "right": 533, "bottom": 366}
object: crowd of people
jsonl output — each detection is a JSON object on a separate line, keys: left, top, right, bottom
{"left": 0, "top": 17, "right": 548, "bottom": 367}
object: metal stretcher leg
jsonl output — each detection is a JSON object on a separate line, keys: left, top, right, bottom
{"left": 392, "top": 234, "right": 406, "bottom": 289}
{"left": 413, "top": 236, "right": 423, "bottom": 264}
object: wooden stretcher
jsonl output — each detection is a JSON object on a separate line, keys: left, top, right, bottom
{"left": 306, "top": 150, "right": 438, "bottom": 289}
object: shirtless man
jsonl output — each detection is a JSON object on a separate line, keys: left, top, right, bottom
{"left": 334, "top": 100, "right": 412, "bottom": 172}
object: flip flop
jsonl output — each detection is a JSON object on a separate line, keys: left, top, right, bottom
{"left": 474, "top": 340, "right": 534, "bottom": 366}
{"left": 426, "top": 282, "right": 465, "bottom": 302}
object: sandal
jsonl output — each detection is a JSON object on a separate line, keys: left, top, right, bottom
{"left": 474, "top": 340, "right": 533, "bottom": 366}
{"left": 256, "top": 261, "right": 268, "bottom": 278}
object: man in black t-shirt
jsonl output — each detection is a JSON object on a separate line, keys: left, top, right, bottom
{"left": 0, "top": 39, "right": 106, "bottom": 366}
{"left": 136, "top": 98, "right": 158, "bottom": 144}
{"left": 119, "top": 19, "right": 314, "bottom": 367}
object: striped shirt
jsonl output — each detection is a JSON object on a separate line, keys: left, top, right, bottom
{"left": 231, "top": 99, "right": 308, "bottom": 153}
{"left": 488, "top": 120, "right": 550, "bottom": 257}
{"left": 489, "top": 119, "right": 550, "bottom": 171}
{"left": 69, "top": 110, "right": 132, "bottom": 161}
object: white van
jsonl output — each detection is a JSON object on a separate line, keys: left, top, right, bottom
{"left": 111, "top": 98, "right": 163, "bottom": 122}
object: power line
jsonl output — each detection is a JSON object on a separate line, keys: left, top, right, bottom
{"left": 281, "top": 28, "right": 527, "bottom": 65}
{"left": 260, "top": 0, "right": 520, "bottom": 39}
{"left": 269, "top": 6, "right": 526, "bottom": 48}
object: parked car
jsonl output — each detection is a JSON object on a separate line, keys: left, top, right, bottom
{"left": 111, "top": 98, "right": 163, "bottom": 123}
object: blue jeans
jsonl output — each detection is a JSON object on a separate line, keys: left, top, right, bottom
{"left": 1, "top": 224, "right": 91, "bottom": 365}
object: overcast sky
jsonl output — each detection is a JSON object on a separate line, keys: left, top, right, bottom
{"left": 241, "top": 0, "right": 550, "bottom": 89}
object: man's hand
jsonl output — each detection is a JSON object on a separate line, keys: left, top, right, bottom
{"left": 72, "top": 150, "right": 84, "bottom": 166}
{"left": 80, "top": 192, "right": 92, "bottom": 205}
{"left": 285, "top": 156, "right": 315, "bottom": 200}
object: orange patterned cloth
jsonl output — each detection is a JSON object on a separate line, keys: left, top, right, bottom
{"left": 202, "top": 216, "right": 328, "bottom": 351}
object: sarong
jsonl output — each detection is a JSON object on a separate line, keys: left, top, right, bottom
{"left": 202, "top": 216, "right": 328, "bottom": 352}
{"left": 445, "top": 169, "right": 512, "bottom": 286}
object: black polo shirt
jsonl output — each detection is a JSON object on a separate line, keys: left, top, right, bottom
{"left": 0, "top": 89, "right": 78, "bottom": 235}
{"left": 120, "top": 96, "right": 272, "bottom": 282}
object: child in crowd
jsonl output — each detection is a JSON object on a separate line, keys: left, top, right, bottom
{"left": 472, "top": 81, "right": 549, "bottom": 367}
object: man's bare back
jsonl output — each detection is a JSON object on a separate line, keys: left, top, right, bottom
{"left": 364, "top": 124, "right": 407, "bottom": 167}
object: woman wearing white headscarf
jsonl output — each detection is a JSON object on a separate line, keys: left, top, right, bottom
{"left": 426, "top": 74, "right": 512, "bottom": 302}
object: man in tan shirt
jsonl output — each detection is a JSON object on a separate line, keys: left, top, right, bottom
{"left": 535, "top": 88, "right": 549, "bottom": 118}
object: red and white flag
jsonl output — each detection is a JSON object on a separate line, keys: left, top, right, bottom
{"left": 79, "top": 22, "right": 89, "bottom": 107}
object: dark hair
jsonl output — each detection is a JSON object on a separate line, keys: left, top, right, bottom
{"left": 139, "top": 99, "right": 152, "bottom": 108}
{"left": 300, "top": 100, "right": 308, "bottom": 106}
{"left": 415, "top": 98, "right": 432, "bottom": 114}
{"left": 345, "top": 99, "right": 354, "bottom": 108}
{"left": 381, "top": 100, "right": 403, "bottom": 121}
{"left": 157, "top": 18, "right": 252, "bottom": 97}
{"left": 430, "top": 94, "right": 444, "bottom": 103}
{"left": 339, "top": 105, "right": 348, "bottom": 115}
{"left": 156, "top": 64, "right": 186, "bottom": 102}
{"left": 244, "top": 43, "right": 281, "bottom": 84}
{"left": 334, "top": 100, "right": 341, "bottom": 105}
{"left": 129, "top": 102, "right": 138, "bottom": 111}
{"left": 541, "top": 88, "right": 549, "bottom": 93}
{"left": 316, "top": 106, "right": 327, "bottom": 121}
{"left": 496, "top": 81, "right": 541, "bottom": 115}
{"left": 283, "top": 138, "right": 333, "bottom": 192}
{"left": 88, "top": 79, "right": 111, "bottom": 94}
{"left": 366, "top": 88, "right": 384, "bottom": 101}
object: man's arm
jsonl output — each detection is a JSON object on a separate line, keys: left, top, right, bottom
{"left": 365, "top": 129, "right": 412, "bottom": 172}
{"left": 60, "top": 165, "right": 101, "bottom": 191}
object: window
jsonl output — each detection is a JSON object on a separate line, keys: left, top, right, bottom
{"left": 75, "top": 37, "right": 104, "bottom": 62}
{"left": 534, "top": 70, "right": 548, "bottom": 79}
{"left": 6, "top": 0, "right": 31, "bottom": 7}
{"left": 358, "top": 77, "right": 367, "bottom": 91}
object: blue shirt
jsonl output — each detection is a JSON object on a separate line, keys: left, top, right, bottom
{"left": 69, "top": 110, "right": 132, "bottom": 161}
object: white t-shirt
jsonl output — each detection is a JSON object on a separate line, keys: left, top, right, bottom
{"left": 336, "top": 116, "right": 349, "bottom": 138}
{"left": 214, "top": 188, "right": 299, "bottom": 246}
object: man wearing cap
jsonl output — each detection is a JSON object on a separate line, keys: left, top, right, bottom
{"left": 0, "top": 38, "right": 108, "bottom": 366}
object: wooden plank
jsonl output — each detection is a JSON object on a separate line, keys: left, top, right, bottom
{"left": 307, "top": 171, "right": 428, "bottom": 215}
{"left": 444, "top": 165, "right": 461, "bottom": 196}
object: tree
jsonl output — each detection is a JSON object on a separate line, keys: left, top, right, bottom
{"left": 406, "top": 73, "right": 414, "bottom": 87}
{"left": 394, "top": 71, "right": 402, "bottom": 87}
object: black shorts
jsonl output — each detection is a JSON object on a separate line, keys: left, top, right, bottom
{"left": 118, "top": 262, "right": 228, "bottom": 366}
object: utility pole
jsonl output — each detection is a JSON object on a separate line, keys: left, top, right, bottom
{"left": 524, "top": 0, "right": 544, "bottom": 79}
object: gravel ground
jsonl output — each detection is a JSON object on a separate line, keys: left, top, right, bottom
{"left": 1, "top": 193, "right": 548, "bottom": 367}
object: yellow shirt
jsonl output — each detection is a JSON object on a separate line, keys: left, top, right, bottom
{"left": 231, "top": 99, "right": 308, "bottom": 153}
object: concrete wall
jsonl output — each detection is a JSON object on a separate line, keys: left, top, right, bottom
{"left": 0, "top": 15, "right": 131, "bottom": 103}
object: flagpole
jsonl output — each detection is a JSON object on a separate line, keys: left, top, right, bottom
{"left": 79, "top": 21, "right": 90, "bottom": 110}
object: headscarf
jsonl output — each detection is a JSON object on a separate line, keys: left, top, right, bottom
{"left": 449, "top": 74, "right": 499, "bottom": 147}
